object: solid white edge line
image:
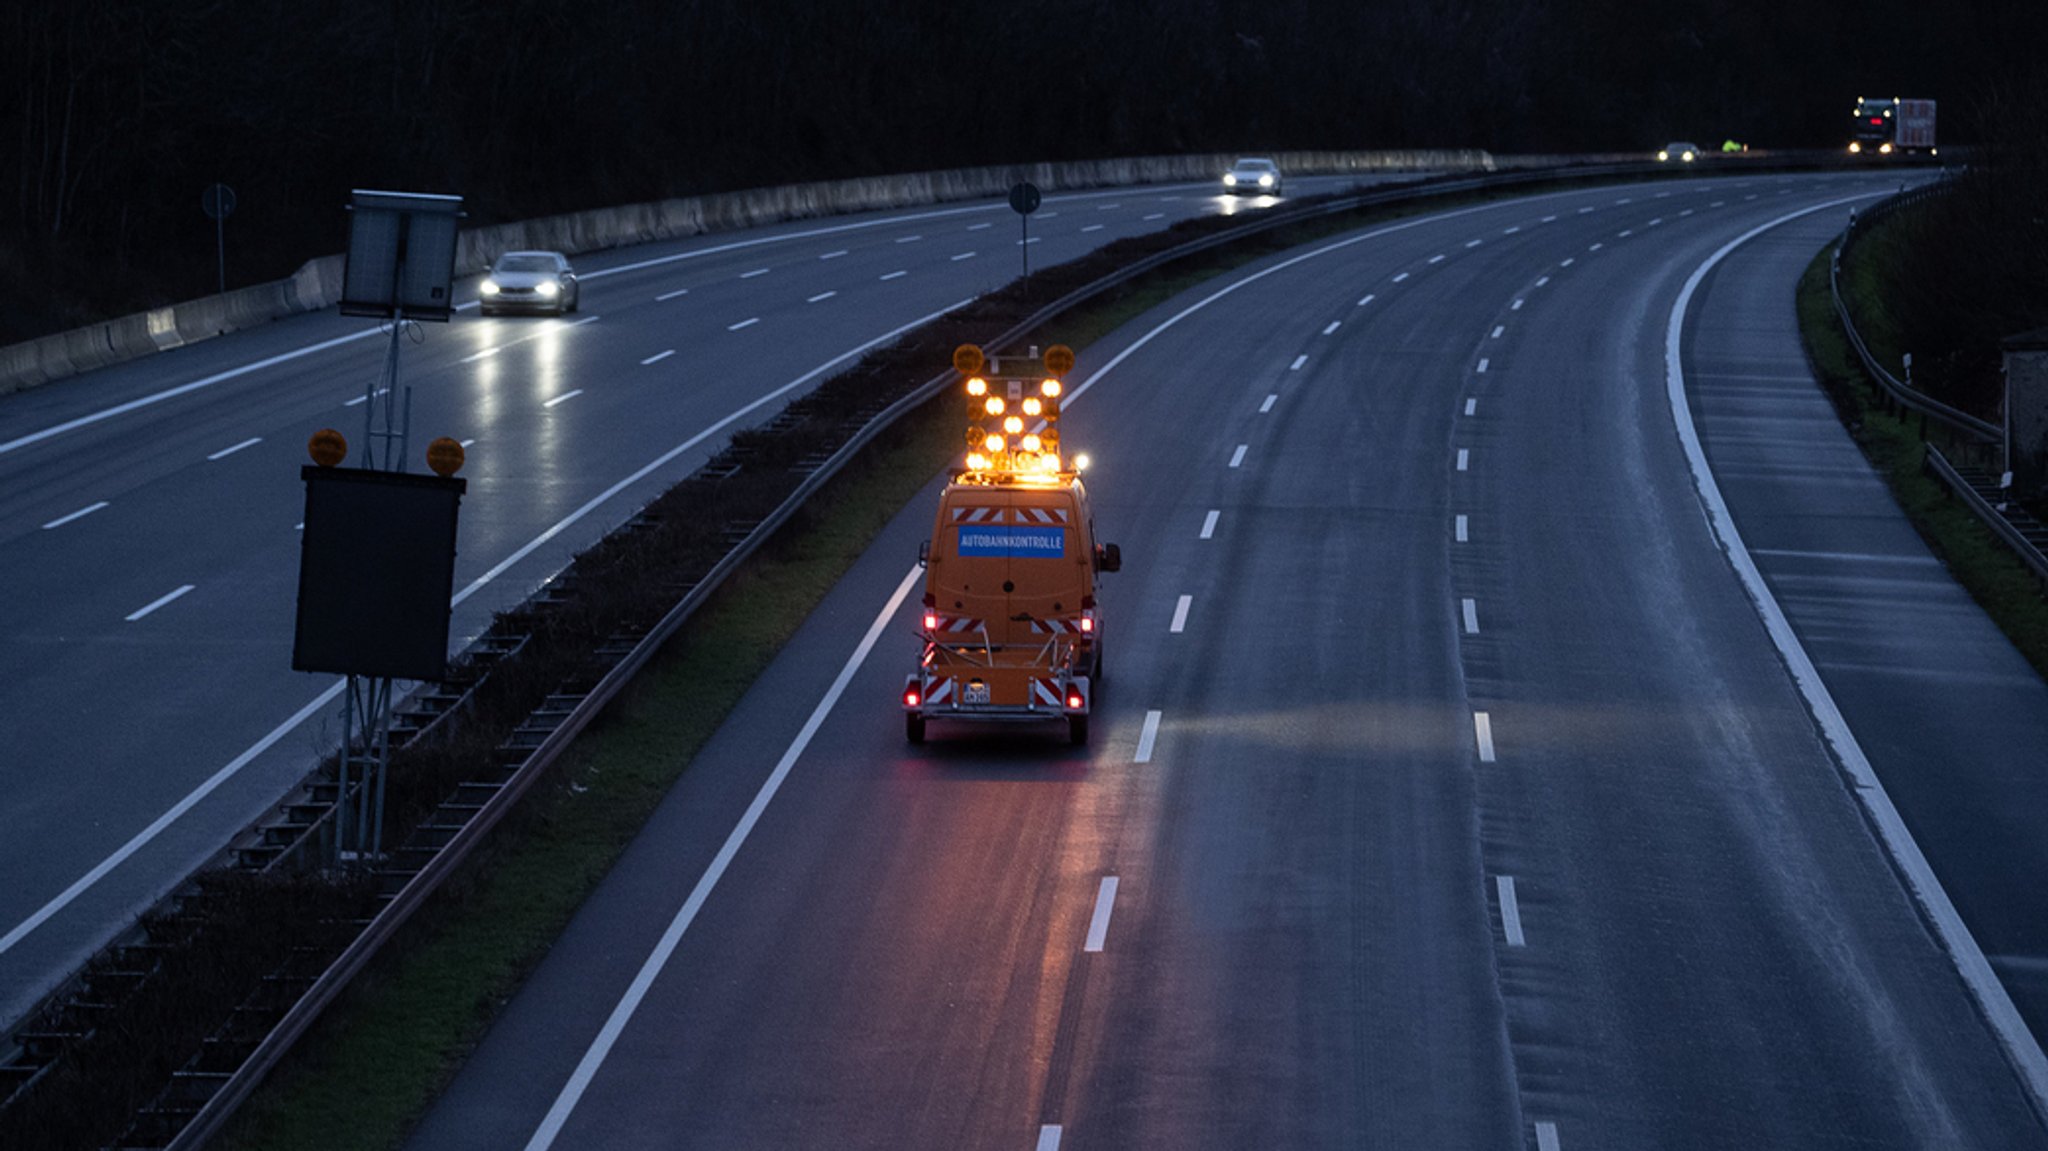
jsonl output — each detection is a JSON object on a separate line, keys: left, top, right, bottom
{"left": 1037, "top": 1125, "right": 1063, "bottom": 1151}
{"left": 1083, "top": 876, "right": 1119, "bottom": 952}
{"left": 124, "top": 583, "right": 195, "bottom": 622}
{"left": 42, "top": 501, "right": 110, "bottom": 530}
{"left": 1200, "top": 510, "right": 1219, "bottom": 539}
{"left": 1170, "top": 595, "right": 1192, "bottom": 633}
{"left": 1134, "top": 710, "right": 1162, "bottom": 763}
{"left": 205, "top": 436, "right": 262, "bottom": 461}
{"left": 0, "top": 300, "right": 976, "bottom": 958}
{"left": 1474, "top": 711, "right": 1496, "bottom": 762}
{"left": 1536, "top": 1120, "right": 1561, "bottom": 1151}
{"left": 1497, "top": 875, "right": 1525, "bottom": 945}
{"left": 1666, "top": 193, "right": 2048, "bottom": 1113}
{"left": 521, "top": 564, "right": 925, "bottom": 1151}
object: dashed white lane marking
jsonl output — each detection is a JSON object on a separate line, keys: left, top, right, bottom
{"left": 1680, "top": 208, "right": 1695, "bottom": 217}
{"left": 880, "top": 270, "right": 908, "bottom": 280}
{"left": 1618, "top": 229, "right": 1634, "bottom": 238}
{"left": 1588, "top": 242, "right": 1604, "bottom": 251}
{"left": 1084, "top": 877, "right": 1119, "bottom": 952}
{"left": 1143, "top": 212, "right": 1165, "bottom": 220}
{"left": 1392, "top": 272, "right": 1410, "bottom": 282}
{"left": 895, "top": 234, "right": 923, "bottom": 244}
{"left": 1462, "top": 597, "right": 1479, "bottom": 634}
{"left": 1094, "top": 204, "right": 1117, "bottom": 211}
{"left": 1503, "top": 225, "right": 1522, "bottom": 234}
{"left": 1534, "top": 275, "right": 1550, "bottom": 286}
{"left": 1477, "top": 358, "right": 1489, "bottom": 373}
{"left": 1037, "top": 1126, "right": 1063, "bottom": 1151}
{"left": 1170, "top": 595, "right": 1192, "bottom": 633}
{"left": 1081, "top": 224, "right": 1105, "bottom": 233}
{"left": 1535, "top": 1121, "right": 1561, "bottom": 1151}
{"left": 1016, "top": 237, "right": 1041, "bottom": 246}
{"left": 1577, "top": 206, "right": 1595, "bottom": 214}
{"left": 1655, "top": 191, "right": 1672, "bottom": 198}
{"left": 43, "top": 501, "right": 110, "bottom": 530}
{"left": 1357, "top": 293, "right": 1376, "bottom": 306}
{"left": 1710, "top": 201, "right": 1726, "bottom": 208}
{"left": 459, "top": 439, "right": 476, "bottom": 448}
{"left": 543, "top": 389, "right": 584, "bottom": 408}
{"left": 1744, "top": 193, "right": 1759, "bottom": 201}
{"left": 1290, "top": 354, "right": 1308, "bottom": 371}
{"left": 1511, "top": 298, "right": 1524, "bottom": 310}
{"left": 1427, "top": 254, "right": 1446, "bottom": 264}
{"left": 740, "top": 267, "right": 769, "bottom": 279}
{"left": 967, "top": 222, "right": 992, "bottom": 231}
{"left": 655, "top": 287, "right": 689, "bottom": 301}
{"left": 207, "top": 437, "right": 262, "bottom": 461}
{"left": 807, "top": 290, "right": 837, "bottom": 303}
{"left": 1490, "top": 325, "right": 1505, "bottom": 339}
{"left": 1200, "top": 510, "right": 1219, "bottom": 539}
{"left": 1560, "top": 258, "right": 1575, "bottom": 267}
{"left": 1541, "top": 215, "right": 1557, "bottom": 223}
{"left": 1321, "top": 321, "right": 1340, "bottom": 335}
{"left": 459, "top": 349, "right": 499, "bottom": 364}
{"left": 727, "top": 317, "right": 759, "bottom": 331}
{"left": 126, "top": 584, "right": 195, "bottom": 622}
{"left": 1135, "top": 710, "right": 1162, "bottom": 763}
{"left": 1474, "top": 711, "right": 1496, "bottom": 762}
{"left": 1465, "top": 239, "right": 1483, "bottom": 248}
{"left": 951, "top": 252, "right": 977, "bottom": 261}
{"left": 1648, "top": 217, "right": 1663, "bottom": 226}
{"left": 515, "top": 565, "right": 924, "bottom": 1151}
{"left": 346, "top": 387, "right": 390, "bottom": 403}
{"left": 1464, "top": 399, "right": 1477, "bottom": 416}
{"left": 1229, "top": 444, "right": 1248, "bottom": 468}
{"left": 819, "top": 249, "right": 848, "bottom": 259}
{"left": 1497, "top": 875, "right": 1525, "bottom": 945}
{"left": 1456, "top": 449, "right": 1469, "bottom": 471}
{"left": 640, "top": 350, "right": 675, "bottom": 365}
{"left": 1260, "top": 394, "right": 1277, "bottom": 413}
{"left": 1614, "top": 197, "right": 1633, "bottom": 204}
{"left": 1455, "top": 514, "right": 1469, "bottom": 542}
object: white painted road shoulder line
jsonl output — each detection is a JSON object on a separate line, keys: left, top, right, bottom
{"left": 206, "top": 437, "right": 262, "bottom": 461}
{"left": 1084, "top": 877, "right": 1119, "bottom": 952}
{"left": 517, "top": 565, "right": 925, "bottom": 1151}
{"left": 1170, "top": 595, "right": 1192, "bottom": 633}
{"left": 640, "top": 350, "right": 675, "bottom": 366}
{"left": 1200, "top": 510, "right": 1219, "bottom": 539}
{"left": 1474, "top": 711, "right": 1496, "bottom": 762}
{"left": 1135, "top": 710, "right": 1162, "bottom": 764}
{"left": 1229, "top": 445, "right": 1247, "bottom": 468}
{"left": 1664, "top": 193, "right": 2048, "bottom": 1114}
{"left": 43, "top": 501, "right": 110, "bottom": 530}
{"left": 543, "top": 390, "right": 584, "bottom": 408}
{"left": 1497, "top": 875, "right": 1525, "bottom": 945}
{"left": 126, "top": 584, "right": 195, "bottom": 622}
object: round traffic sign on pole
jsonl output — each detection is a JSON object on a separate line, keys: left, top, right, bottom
{"left": 1008, "top": 182, "right": 1042, "bottom": 215}
{"left": 201, "top": 183, "right": 237, "bottom": 220}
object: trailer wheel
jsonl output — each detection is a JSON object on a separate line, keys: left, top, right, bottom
{"left": 1068, "top": 715, "right": 1088, "bottom": 745}
{"left": 906, "top": 715, "right": 926, "bottom": 744}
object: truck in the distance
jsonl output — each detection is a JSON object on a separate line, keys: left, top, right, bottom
{"left": 1849, "top": 97, "right": 1937, "bottom": 156}
{"left": 903, "top": 343, "right": 1119, "bottom": 746}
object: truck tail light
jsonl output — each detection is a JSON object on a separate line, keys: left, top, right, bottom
{"left": 904, "top": 689, "right": 922, "bottom": 708}
{"left": 923, "top": 612, "right": 938, "bottom": 630}
{"left": 1066, "top": 692, "right": 1084, "bottom": 710}
{"left": 1079, "top": 614, "right": 1094, "bottom": 633}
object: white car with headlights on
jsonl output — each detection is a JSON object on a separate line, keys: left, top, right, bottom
{"left": 479, "top": 250, "right": 579, "bottom": 316}
{"left": 1222, "top": 157, "right": 1283, "bottom": 196}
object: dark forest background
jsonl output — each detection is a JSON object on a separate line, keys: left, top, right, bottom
{"left": 3, "top": 0, "right": 2043, "bottom": 345}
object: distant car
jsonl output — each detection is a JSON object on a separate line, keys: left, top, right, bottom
{"left": 1656, "top": 142, "right": 1702, "bottom": 163}
{"left": 1222, "top": 157, "right": 1283, "bottom": 196}
{"left": 480, "top": 250, "right": 579, "bottom": 316}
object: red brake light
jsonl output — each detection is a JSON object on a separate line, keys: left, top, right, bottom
{"left": 1869, "top": 117, "right": 1883, "bottom": 125}
{"left": 1079, "top": 616, "right": 1094, "bottom": 633}
{"left": 923, "top": 612, "right": 938, "bottom": 630}
{"left": 904, "top": 689, "right": 921, "bottom": 707}
{"left": 1066, "top": 692, "right": 1084, "bottom": 710}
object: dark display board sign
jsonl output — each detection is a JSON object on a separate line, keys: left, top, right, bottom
{"left": 340, "top": 189, "right": 464, "bottom": 321}
{"left": 292, "top": 466, "right": 466, "bottom": 682}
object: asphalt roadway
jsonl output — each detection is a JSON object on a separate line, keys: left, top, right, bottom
{"left": 0, "top": 171, "right": 1409, "bottom": 1030}
{"left": 406, "top": 172, "right": 2048, "bottom": 1149}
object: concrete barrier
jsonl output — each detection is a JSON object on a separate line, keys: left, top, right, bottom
{"left": 0, "top": 149, "right": 1497, "bottom": 398}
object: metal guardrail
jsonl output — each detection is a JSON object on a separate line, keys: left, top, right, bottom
{"left": 1827, "top": 179, "right": 2002, "bottom": 443}
{"left": 1925, "top": 446, "right": 2048, "bottom": 587}
{"left": 146, "top": 155, "right": 1800, "bottom": 1148}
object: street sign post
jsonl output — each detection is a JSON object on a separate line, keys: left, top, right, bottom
{"left": 1009, "top": 181, "right": 1041, "bottom": 281}
{"left": 201, "top": 183, "right": 236, "bottom": 295}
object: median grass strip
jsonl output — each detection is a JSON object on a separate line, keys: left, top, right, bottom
{"left": 1797, "top": 245, "right": 2048, "bottom": 679}
{"left": 204, "top": 170, "right": 1681, "bottom": 1151}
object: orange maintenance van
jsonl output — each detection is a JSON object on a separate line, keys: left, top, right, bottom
{"left": 903, "top": 344, "right": 1120, "bottom": 745}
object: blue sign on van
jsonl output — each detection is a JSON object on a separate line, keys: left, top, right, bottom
{"left": 957, "top": 525, "right": 1065, "bottom": 558}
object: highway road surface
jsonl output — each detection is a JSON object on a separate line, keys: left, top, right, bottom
{"left": 0, "top": 171, "right": 1415, "bottom": 1030}
{"left": 403, "top": 171, "right": 2048, "bottom": 1149}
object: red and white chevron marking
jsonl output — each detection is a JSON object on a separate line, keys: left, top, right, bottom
{"left": 1030, "top": 678, "right": 1063, "bottom": 709}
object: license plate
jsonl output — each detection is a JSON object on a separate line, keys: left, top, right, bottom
{"left": 965, "top": 681, "right": 990, "bottom": 704}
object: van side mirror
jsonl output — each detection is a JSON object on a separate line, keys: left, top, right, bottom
{"left": 918, "top": 539, "right": 930, "bottom": 568}
{"left": 1097, "top": 543, "right": 1121, "bottom": 573}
